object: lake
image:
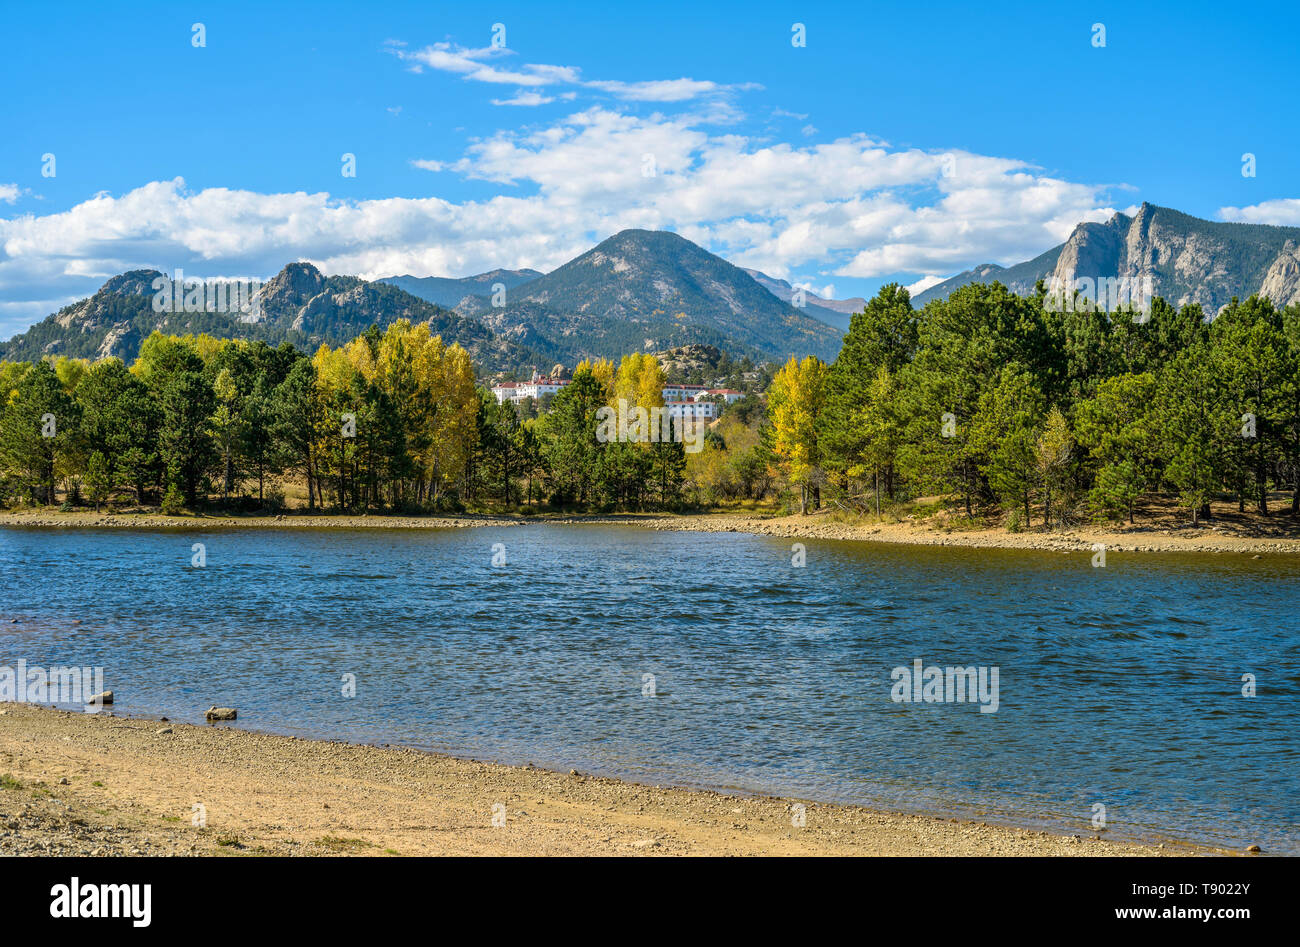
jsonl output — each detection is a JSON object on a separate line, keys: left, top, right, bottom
{"left": 1, "top": 523, "right": 1297, "bottom": 853}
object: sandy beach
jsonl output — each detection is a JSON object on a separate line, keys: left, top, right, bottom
{"left": 2, "top": 506, "right": 1298, "bottom": 556}
{"left": 0, "top": 703, "right": 1219, "bottom": 857}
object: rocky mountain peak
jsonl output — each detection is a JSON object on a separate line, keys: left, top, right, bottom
{"left": 262, "top": 261, "right": 325, "bottom": 305}
{"left": 1259, "top": 240, "right": 1300, "bottom": 307}
{"left": 97, "top": 269, "right": 165, "bottom": 298}
{"left": 913, "top": 203, "right": 1300, "bottom": 311}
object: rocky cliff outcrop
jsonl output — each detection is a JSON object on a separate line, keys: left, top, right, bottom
{"left": 916, "top": 203, "right": 1300, "bottom": 312}
{"left": 1258, "top": 240, "right": 1300, "bottom": 307}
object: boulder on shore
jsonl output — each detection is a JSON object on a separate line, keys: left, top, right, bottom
{"left": 205, "top": 706, "right": 237, "bottom": 722}
{"left": 87, "top": 691, "right": 113, "bottom": 705}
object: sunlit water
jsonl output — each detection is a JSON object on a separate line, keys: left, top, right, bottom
{"left": 1, "top": 524, "right": 1297, "bottom": 853}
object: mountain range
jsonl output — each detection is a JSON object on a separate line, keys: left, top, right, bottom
{"left": 379, "top": 269, "right": 543, "bottom": 311}
{"left": 0, "top": 264, "right": 537, "bottom": 372}
{"left": 738, "top": 269, "right": 864, "bottom": 332}
{"left": 0, "top": 230, "right": 843, "bottom": 372}
{"left": 7, "top": 204, "right": 1300, "bottom": 374}
{"left": 438, "top": 230, "right": 843, "bottom": 365}
{"left": 913, "top": 202, "right": 1300, "bottom": 312}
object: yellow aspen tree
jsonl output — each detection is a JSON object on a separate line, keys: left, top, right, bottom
{"left": 575, "top": 357, "right": 615, "bottom": 401}
{"left": 768, "top": 355, "right": 828, "bottom": 514}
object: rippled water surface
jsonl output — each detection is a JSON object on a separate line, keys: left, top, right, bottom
{"left": 2, "top": 524, "right": 1297, "bottom": 852}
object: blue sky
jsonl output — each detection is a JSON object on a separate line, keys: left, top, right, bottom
{"left": 2, "top": 0, "right": 1298, "bottom": 338}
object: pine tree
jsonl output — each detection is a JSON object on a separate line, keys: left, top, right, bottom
{"left": 1035, "top": 406, "right": 1075, "bottom": 528}
{"left": 85, "top": 451, "right": 112, "bottom": 512}
{"left": 970, "top": 366, "right": 1045, "bottom": 526}
{"left": 1075, "top": 372, "right": 1159, "bottom": 523}
{"left": 820, "top": 284, "right": 916, "bottom": 488}
{"left": 0, "top": 361, "right": 78, "bottom": 504}
{"left": 272, "top": 360, "right": 325, "bottom": 510}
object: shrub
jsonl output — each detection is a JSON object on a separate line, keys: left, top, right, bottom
{"left": 160, "top": 484, "right": 185, "bottom": 515}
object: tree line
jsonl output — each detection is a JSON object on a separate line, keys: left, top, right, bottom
{"left": 764, "top": 281, "right": 1300, "bottom": 525}
{"left": 0, "top": 322, "right": 691, "bottom": 513}
{"left": 8, "top": 281, "right": 1298, "bottom": 525}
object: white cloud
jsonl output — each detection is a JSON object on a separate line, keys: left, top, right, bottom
{"left": 387, "top": 40, "right": 756, "bottom": 103}
{"left": 585, "top": 78, "right": 750, "bottom": 102}
{"left": 1219, "top": 198, "right": 1300, "bottom": 225}
{"left": 389, "top": 43, "right": 558, "bottom": 86}
{"left": 0, "top": 108, "right": 1122, "bottom": 340}
{"left": 905, "top": 275, "right": 946, "bottom": 296}
{"left": 491, "top": 90, "right": 555, "bottom": 107}
{"left": 0, "top": 184, "right": 21, "bottom": 204}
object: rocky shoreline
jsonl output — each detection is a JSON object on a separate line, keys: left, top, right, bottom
{"left": 0, "top": 510, "right": 522, "bottom": 531}
{"left": 590, "top": 513, "right": 1300, "bottom": 556}
{"left": 3, "top": 508, "right": 1294, "bottom": 556}
{"left": 0, "top": 704, "right": 1220, "bottom": 857}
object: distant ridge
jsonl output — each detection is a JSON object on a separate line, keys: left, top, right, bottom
{"left": 913, "top": 203, "right": 1300, "bottom": 313}
{"left": 740, "top": 268, "right": 862, "bottom": 332}
{"left": 0, "top": 263, "right": 541, "bottom": 373}
{"left": 379, "top": 269, "right": 543, "bottom": 310}
{"left": 433, "top": 229, "right": 844, "bottom": 364}
{"left": 0, "top": 230, "right": 846, "bottom": 369}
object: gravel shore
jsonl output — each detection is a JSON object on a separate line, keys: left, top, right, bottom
{"left": 2, "top": 508, "right": 1297, "bottom": 555}
{"left": 0, "top": 510, "right": 519, "bottom": 532}
{"left": 0, "top": 703, "right": 1215, "bottom": 857}
{"left": 584, "top": 512, "right": 1300, "bottom": 555}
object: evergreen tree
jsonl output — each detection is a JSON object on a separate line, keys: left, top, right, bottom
{"left": 75, "top": 358, "right": 158, "bottom": 502}
{"left": 157, "top": 366, "right": 216, "bottom": 504}
{"left": 820, "top": 284, "right": 916, "bottom": 487}
{"left": 85, "top": 451, "right": 112, "bottom": 511}
{"left": 1075, "top": 372, "right": 1159, "bottom": 523}
{"left": 541, "top": 369, "right": 608, "bottom": 505}
{"left": 272, "top": 360, "right": 326, "bottom": 510}
{"left": 0, "top": 361, "right": 78, "bottom": 503}
{"left": 970, "top": 366, "right": 1045, "bottom": 526}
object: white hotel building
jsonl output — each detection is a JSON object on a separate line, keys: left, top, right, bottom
{"left": 702, "top": 388, "right": 744, "bottom": 404}
{"left": 661, "top": 384, "right": 709, "bottom": 402}
{"left": 491, "top": 374, "right": 744, "bottom": 416}
{"left": 664, "top": 400, "right": 717, "bottom": 421}
{"left": 661, "top": 385, "right": 744, "bottom": 405}
{"left": 491, "top": 372, "right": 571, "bottom": 405}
